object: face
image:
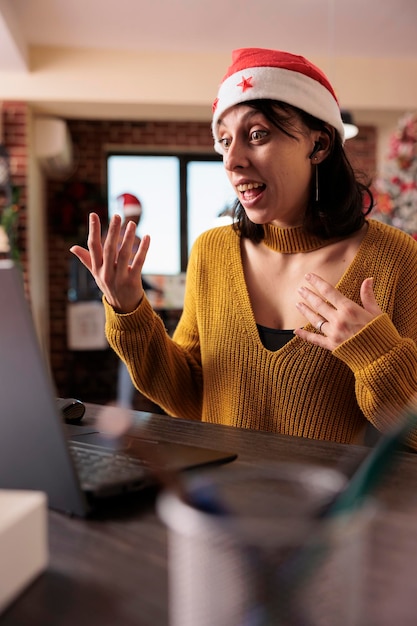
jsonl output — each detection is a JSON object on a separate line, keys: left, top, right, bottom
{"left": 217, "top": 105, "right": 319, "bottom": 228}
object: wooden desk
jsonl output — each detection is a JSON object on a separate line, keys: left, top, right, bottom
{"left": 2, "top": 404, "right": 417, "bottom": 625}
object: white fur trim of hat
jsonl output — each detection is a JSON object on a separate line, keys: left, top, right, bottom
{"left": 212, "top": 48, "right": 345, "bottom": 153}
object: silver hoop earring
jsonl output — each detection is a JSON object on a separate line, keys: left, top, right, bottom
{"left": 315, "top": 163, "right": 319, "bottom": 203}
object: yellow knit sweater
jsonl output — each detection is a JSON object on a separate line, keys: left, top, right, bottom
{"left": 104, "top": 219, "right": 417, "bottom": 446}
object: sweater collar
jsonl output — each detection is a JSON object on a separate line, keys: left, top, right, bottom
{"left": 263, "top": 223, "right": 338, "bottom": 253}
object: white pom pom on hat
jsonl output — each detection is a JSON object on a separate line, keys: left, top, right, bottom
{"left": 212, "top": 47, "right": 345, "bottom": 152}
{"left": 117, "top": 192, "right": 142, "bottom": 217}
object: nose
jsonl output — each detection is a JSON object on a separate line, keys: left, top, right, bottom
{"left": 223, "top": 139, "right": 249, "bottom": 172}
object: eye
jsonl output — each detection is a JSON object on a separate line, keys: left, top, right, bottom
{"left": 218, "top": 137, "right": 232, "bottom": 150}
{"left": 250, "top": 129, "right": 268, "bottom": 142}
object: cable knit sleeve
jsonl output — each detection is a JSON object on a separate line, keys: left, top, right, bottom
{"left": 333, "top": 223, "right": 417, "bottom": 446}
{"left": 333, "top": 314, "right": 417, "bottom": 428}
{"left": 103, "top": 242, "right": 204, "bottom": 420}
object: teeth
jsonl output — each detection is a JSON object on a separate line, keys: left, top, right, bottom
{"left": 237, "top": 182, "right": 263, "bottom": 192}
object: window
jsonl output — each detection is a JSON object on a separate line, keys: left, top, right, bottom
{"left": 107, "top": 153, "right": 236, "bottom": 274}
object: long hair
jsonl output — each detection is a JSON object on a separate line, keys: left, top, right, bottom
{"left": 230, "top": 100, "right": 374, "bottom": 243}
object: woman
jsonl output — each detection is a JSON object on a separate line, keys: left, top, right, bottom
{"left": 71, "top": 48, "right": 417, "bottom": 446}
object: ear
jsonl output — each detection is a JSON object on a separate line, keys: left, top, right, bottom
{"left": 310, "top": 127, "right": 333, "bottom": 163}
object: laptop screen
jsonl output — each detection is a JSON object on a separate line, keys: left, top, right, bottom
{"left": 0, "top": 260, "right": 88, "bottom": 515}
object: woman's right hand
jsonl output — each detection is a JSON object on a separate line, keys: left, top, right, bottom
{"left": 70, "top": 212, "right": 150, "bottom": 314}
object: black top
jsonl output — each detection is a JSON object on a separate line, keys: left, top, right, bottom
{"left": 257, "top": 325, "right": 294, "bottom": 351}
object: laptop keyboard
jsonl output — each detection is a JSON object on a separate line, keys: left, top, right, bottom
{"left": 69, "top": 441, "right": 149, "bottom": 493}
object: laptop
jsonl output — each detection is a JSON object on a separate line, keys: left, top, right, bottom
{"left": 0, "top": 260, "right": 236, "bottom": 517}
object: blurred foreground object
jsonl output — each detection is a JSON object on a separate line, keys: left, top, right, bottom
{"left": 158, "top": 465, "right": 373, "bottom": 626}
{"left": 0, "top": 490, "right": 48, "bottom": 613}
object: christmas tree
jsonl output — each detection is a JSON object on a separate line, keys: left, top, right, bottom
{"left": 373, "top": 112, "right": 417, "bottom": 239}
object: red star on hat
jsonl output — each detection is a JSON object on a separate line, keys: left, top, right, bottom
{"left": 237, "top": 75, "right": 253, "bottom": 92}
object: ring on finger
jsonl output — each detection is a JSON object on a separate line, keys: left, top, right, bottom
{"left": 316, "top": 319, "right": 327, "bottom": 333}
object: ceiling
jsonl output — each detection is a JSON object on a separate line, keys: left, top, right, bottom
{"left": 2, "top": 0, "right": 417, "bottom": 69}
{"left": 0, "top": 0, "right": 416, "bottom": 123}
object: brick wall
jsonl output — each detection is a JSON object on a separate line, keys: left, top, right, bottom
{"left": 45, "top": 119, "right": 376, "bottom": 406}
{"left": 344, "top": 125, "right": 377, "bottom": 182}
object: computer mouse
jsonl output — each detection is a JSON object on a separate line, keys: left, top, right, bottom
{"left": 56, "top": 397, "right": 86, "bottom": 424}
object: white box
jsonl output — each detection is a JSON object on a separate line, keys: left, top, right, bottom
{"left": 0, "top": 490, "right": 48, "bottom": 613}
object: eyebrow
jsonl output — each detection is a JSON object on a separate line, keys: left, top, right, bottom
{"left": 217, "top": 108, "right": 265, "bottom": 131}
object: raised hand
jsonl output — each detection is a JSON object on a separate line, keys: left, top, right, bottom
{"left": 294, "top": 273, "right": 383, "bottom": 350}
{"left": 70, "top": 212, "right": 150, "bottom": 314}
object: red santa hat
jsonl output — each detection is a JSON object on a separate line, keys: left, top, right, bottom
{"left": 212, "top": 48, "right": 345, "bottom": 152}
{"left": 117, "top": 192, "right": 142, "bottom": 217}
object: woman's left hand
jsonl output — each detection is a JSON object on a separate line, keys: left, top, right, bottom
{"left": 294, "top": 273, "right": 383, "bottom": 351}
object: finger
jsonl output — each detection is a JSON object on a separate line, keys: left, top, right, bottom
{"left": 87, "top": 212, "right": 104, "bottom": 272}
{"left": 130, "top": 234, "right": 151, "bottom": 273}
{"left": 69, "top": 245, "right": 93, "bottom": 272}
{"left": 117, "top": 221, "right": 140, "bottom": 266}
{"left": 360, "top": 277, "right": 382, "bottom": 316}
{"left": 297, "top": 285, "right": 336, "bottom": 323}
{"left": 101, "top": 214, "right": 122, "bottom": 268}
{"left": 304, "top": 273, "right": 342, "bottom": 308}
{"left": 295, "top": 299, "right": 330, "bottom": 334}
{"left": 293, "top": 325, "right": 336, "bottom": 350}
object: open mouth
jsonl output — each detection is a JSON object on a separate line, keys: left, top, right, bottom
{"left": 236, "top": 181, "right": 266, "bottom": 201}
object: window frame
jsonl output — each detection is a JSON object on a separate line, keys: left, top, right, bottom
{"left": 106, "top": 150, "right": 226, "bottom": 273}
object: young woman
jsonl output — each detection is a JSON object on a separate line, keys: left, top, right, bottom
{"left": 71, "top": 48, "right": 417, "bottom": 446}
